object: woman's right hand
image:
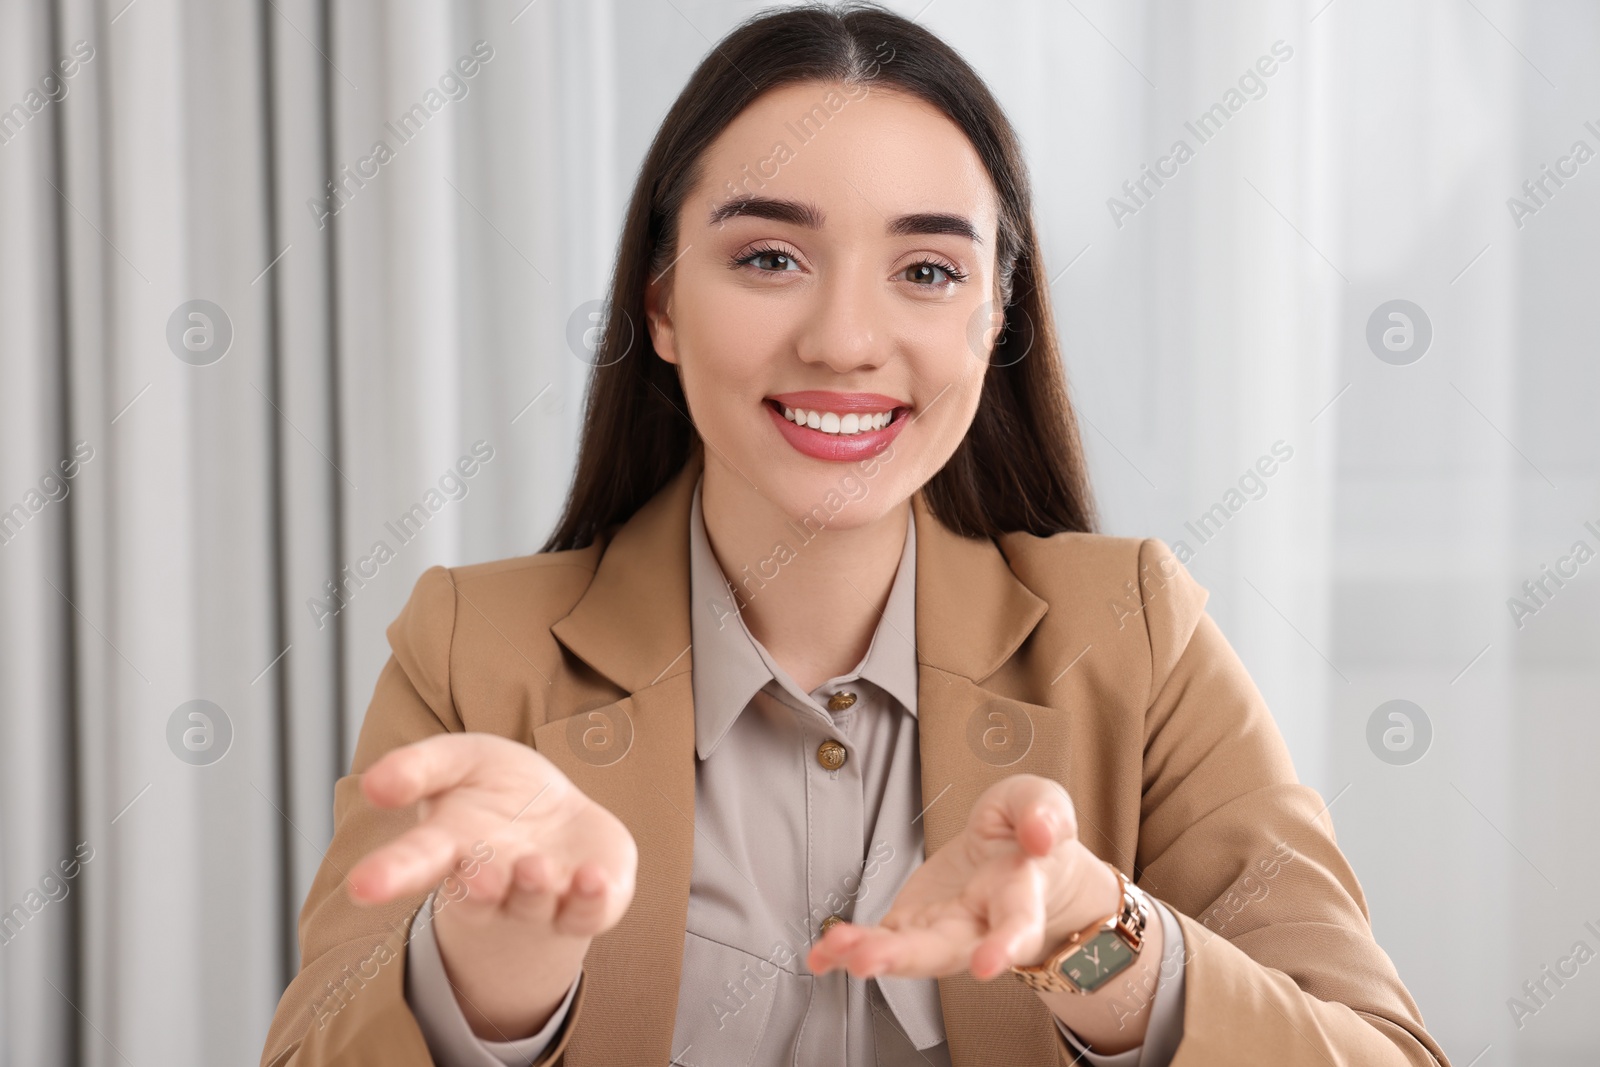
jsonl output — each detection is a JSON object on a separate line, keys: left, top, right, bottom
{"left": 347, "top": 732, "right": 638, "bottom": 1040}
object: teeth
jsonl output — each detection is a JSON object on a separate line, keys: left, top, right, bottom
{"left": 780, "top": 405, "right": 896, "bottom": 435}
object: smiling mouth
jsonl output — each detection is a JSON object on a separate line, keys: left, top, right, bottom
{"left": 764, "top": 399, "right": 909, "bottom": 436}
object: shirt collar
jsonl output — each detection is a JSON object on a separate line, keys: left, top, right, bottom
{"left": 688, "top": 472, "right": 919, "bottom": 760}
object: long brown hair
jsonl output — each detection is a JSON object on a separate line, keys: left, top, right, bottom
{"left": 540, "top": 1, "right": 1097, "bottom": 552}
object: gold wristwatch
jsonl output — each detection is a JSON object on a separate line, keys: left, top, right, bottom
{"left": 1011, "top": 863, "right": 1149, "bottom": 994}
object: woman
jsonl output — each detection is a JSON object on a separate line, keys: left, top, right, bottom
{"left": 260, "top": 5, "right": 1447, "bottom": 1065}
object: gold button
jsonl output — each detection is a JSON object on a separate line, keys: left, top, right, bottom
{"left": 816, "top": 739, "right": 848, "bottom": 770}
{"left": 827, "top": 691, "right": 857, "bottom": 711}
{"left": 820, "top": 914, "right": 845, "bottom": 937}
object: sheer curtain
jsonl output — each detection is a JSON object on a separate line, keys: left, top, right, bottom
{"left": 1, "top": 1, "right": 1593, "bottom": 1063}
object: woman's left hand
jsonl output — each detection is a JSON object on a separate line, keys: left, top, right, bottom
{"left": 806, "top": 773, "right": 1121, "bottom": 982}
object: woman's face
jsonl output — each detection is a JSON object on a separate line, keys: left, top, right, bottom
{"left": 647, "top": 80, "right": 1001, "bottom": 528}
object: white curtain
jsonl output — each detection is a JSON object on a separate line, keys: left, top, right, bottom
{"left": 1, "top": 1, "right": 1593, "bottom": 1063}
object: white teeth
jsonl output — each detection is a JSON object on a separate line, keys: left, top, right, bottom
{"left": 779, "top": 405, "right": 897, "bottom": 435}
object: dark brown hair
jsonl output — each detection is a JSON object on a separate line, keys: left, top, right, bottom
{"left": 540, "top": 1, "right": 1097, "bottom": 552}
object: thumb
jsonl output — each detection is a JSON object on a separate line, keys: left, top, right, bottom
{"left": 996, "top": 775, "right": 1077, "bottom": 857}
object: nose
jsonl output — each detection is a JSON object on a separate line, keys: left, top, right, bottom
{"left": 793, "top": 258, "right": 889, "bottom": 374}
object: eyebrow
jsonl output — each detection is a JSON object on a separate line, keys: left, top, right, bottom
{"left": 707, "top": 195, "right": 982, "bottom": 244}
{"left": 709, "top": 195, "right": 823, "bottom": 229}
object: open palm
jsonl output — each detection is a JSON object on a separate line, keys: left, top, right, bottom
{"left": 806, "top": 774, "right": 1116, "bottom": 982}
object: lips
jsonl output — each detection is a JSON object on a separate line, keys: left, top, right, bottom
{"left": 763, "top": 391, "right": 911, "bottom": 462}
{"left": 767, "top": 390, "right": 908, "bottom": 414}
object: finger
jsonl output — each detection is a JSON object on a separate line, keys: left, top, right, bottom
{"left": 827, "top": 924, "right": 972, "bottom": 980}
{"left": 443, "top": 845, "right": 567, "bottom": 925}
{"left": 1015, "top": 803, "right": 1057, "bottom": 857}
{"left": 499, "top": 852, "right": 562, "bottom": 925}
{"left": 970, "top": 908, "right": 1041, "bottom": 980}
{"left": 348, "top": 823, "right": 463, "bottom": 904}
{"left": 976, "top": 859, "right": 1051, "bottom": 971}
{"left": 436, "top": 844, "right": 516, "bottom": 915}
{"left": 993, "top": 775, "right": 1077, "bottom": 856}
{"left": 806, "top": 922, "right": 871, "bottom": 974}
{"left": 549, "top": 860, "right": 623, "bottom": 938}
{"left": 361, "top": 734, "right": 488, "bottom": 810}
{"left": 512, "top": 850, "right": 555, "bottom": 896}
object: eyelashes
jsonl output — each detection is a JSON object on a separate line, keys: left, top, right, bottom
{"left": 731, "top": 244, "right": 801, "bottom": 273}
{"left": 903, "top": 259, "right": 968, "bottom": 285}
{"left": 730, "top": 244, "right": 969, "bottom": 286}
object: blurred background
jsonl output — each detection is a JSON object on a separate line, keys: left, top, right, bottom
{"left": 2, "top": 0, "right": 1596, "bottom": 1062}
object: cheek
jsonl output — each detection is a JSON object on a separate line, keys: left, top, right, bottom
{"left": 857, "top": 344, "right": 984, "bottom": 506}
{"left": 953, "top": 349, "right": 989, "bottom": 413}
{"left": 672, "top": 297, "right": 780, "bottom": 420}
{"left": 909, "top": 297, "right": 989, "bottom": 381}
{"left": 913, "top": 333, "right": 988, "bottom": 436}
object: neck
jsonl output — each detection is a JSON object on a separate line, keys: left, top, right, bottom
{"left": 700, "top": 454, "right": 909, "bottom": 693}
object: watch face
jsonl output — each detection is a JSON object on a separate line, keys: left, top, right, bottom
{"left": 1060, "top": 929, "right": 1135, "bottom": 992}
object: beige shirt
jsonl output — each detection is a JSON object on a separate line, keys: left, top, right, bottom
{"left": 403, "top": 473, "right": 1185, "bottom": 1064}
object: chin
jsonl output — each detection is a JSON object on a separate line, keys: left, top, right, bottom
{"left": 702, "top": 413, "right": 926, "bottom": 529}
{"left": 758, "top": 464, "right": 914, "bottom": 533}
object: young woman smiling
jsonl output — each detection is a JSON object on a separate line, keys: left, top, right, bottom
{"left": 261, "top": 5, "right": 1447, "bottom": 1066}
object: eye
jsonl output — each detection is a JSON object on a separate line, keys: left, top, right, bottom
{"left": 901, "top": 259, "right": 967, "bottom": 286}
{"left": 735, "top": 246, "right": 802, "bottom": 273}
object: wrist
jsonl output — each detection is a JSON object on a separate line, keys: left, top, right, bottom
{"left": 433, "top": 901, "right": 590, "bottom": 1039}
{"left": 1035, "top": 905, "right": 1166, "bottom": 1055}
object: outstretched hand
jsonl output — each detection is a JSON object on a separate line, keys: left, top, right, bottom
{"left": 345, "top": 733, "right": 638, "bottom": 1039}
{"left": 806, "top": 774, "right": 1120, "bottom": 982}
{"left": 347, "top": 732, "right": 637, "bottom": 939}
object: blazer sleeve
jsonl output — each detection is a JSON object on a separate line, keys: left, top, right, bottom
{"left": 259, "top": 565, "right": 584, "bottom": 1067}
{"left": 1130, "top": 539, "right": 1450, "bottom": 1067}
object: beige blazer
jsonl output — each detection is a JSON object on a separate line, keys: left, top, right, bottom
{"left": 261, "top": 447, "right": 1449, "bottom": 1067}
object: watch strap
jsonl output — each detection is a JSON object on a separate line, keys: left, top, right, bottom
{"left": 1011, "top": 862, "right": 1149, "bottom": 994}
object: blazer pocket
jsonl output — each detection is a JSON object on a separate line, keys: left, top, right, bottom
{"left": 671, "top": 928, "right": 811, "bottom": 1066}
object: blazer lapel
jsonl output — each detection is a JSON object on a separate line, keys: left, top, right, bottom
{"left": 540, "top": 451, "right": 1065, "bottom": 1066}
{"left": 911, "top": 491, "right": 1069, "bottom": 1066}
{"left": 541, "top": 453, "right": 703, "bottom": 1067}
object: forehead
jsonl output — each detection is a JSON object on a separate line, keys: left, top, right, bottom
{"left": 692, "top": 80, "right": 999, "bottom": 233}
